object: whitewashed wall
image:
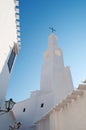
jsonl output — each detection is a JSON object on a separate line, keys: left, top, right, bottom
{"left": 0, "top": 0, "right": 17, "bottom": 72}
{"left": 0, "top": 111, "right": 16, "bottom": 130}
{"left": 58, "top": 91, "right": 86, "bottom": 130}
{"left": 0, "top": 0, "right": 19, "bottom": 107}
{"left": 37, "top": 86, "right": 86, "bottom": 130}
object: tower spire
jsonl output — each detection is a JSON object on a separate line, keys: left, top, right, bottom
{"left": 49, "top": 27, "right": 56, "bottom": 33}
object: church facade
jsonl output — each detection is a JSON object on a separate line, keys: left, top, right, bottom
{"left": 13, "top": 33, "right": 74, "bottom": 130}
{"left": 1, "top": 1, "right": 86, "bottom": 130}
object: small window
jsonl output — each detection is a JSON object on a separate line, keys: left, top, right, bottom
{"left": 7, "top": 50, "right": 16, "bottom": 73}
{"left": 41, "top": 103, "right": 44, "bottom": 108}
{"left": 23, "top": 108, "right": 26, "bottom": 112}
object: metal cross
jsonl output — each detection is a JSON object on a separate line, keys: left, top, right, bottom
{"left": 49, "top": 27, "right": 56, "bottom": 33}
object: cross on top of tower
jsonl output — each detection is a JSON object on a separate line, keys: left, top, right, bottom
{"left": 49, "top": 27, "right": 56, "bottom": 33}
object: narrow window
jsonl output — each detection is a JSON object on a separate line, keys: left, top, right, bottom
{"left": 23, "top": 108, "right": 26, "bottom": 112}
{"left": 7, "top": 50, "right": 16, "bottom": 73}
{"left": 41, "top": 103, "right": 44, "bottom": 108}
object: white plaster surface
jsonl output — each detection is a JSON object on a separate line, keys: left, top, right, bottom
{"left": 0, "top": 0, "right": 18, "bottom": 106}
{"left": 0, "top": 1, "right": 19, "bottom": 130}
{"left": 37, "top": 85, "right": 86, "bottom": 130}
{"left": 0, "top": 111, "right": 16, "bottom": 130}
{"left": 13, "top": 33, "right": 74, "bottom": 130}
{"left": 0, "top": 0, "right": 17, "bottom": 72}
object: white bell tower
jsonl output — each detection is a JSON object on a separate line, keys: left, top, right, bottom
{"left": 40, "top": 33, "right": 73, "bottom": 101}
{"left": 12, "top": 32, "right": 74, "bottom": 129}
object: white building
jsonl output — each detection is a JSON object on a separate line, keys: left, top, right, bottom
{"left": 0, "top": 0, "right": 20, "bottom": 129}
{"left": 36, "top": 84, "right": 86, "bottom": 130}
{"left": 1, "top": 1, "right": 86, "bottom": 130}
{"left": 0, "top": 0, "right": 20, "bottom": 108}
{"left": 13, "top": 33, "right": 74, "bottom": 130}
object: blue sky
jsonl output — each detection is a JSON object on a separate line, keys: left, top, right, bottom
{"left": 6, "top": 0, "right": 86, "bottom": 102}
